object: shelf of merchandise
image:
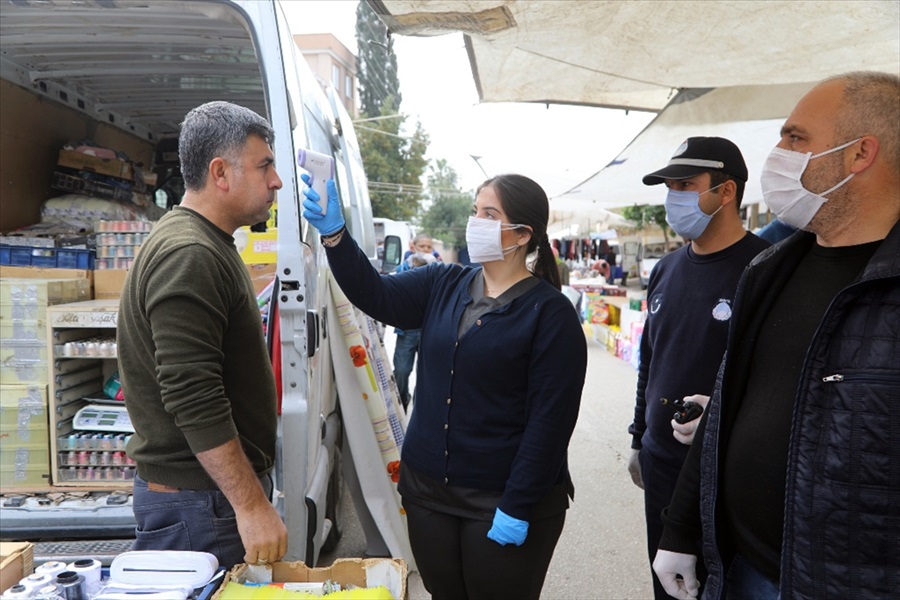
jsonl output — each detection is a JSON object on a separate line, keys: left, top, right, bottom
{"left": 46, "top": 299, "right": 134, "bottom": 488}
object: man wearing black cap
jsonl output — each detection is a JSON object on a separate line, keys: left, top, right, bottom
{"left": 627, "top": 136, "right": 770, "bottom": 599}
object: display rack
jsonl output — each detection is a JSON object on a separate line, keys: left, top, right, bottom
{"left": 46, "top": 299, "right": 135, "bottom": 488}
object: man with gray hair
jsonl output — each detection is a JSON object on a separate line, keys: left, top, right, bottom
{"left": 653, "top": 71, "right": 900, "bottom": 599}
{"left": 118, "top": 101, "right": 287, "bottom": 569}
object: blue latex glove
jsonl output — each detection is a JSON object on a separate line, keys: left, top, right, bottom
{"left": 486, "top": 508, "right": 529, "bottom": 546}
{"left": 301, "top": 174, "right": 345, "bottom": 236}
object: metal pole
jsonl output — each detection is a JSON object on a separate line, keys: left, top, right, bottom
{"left": 470, "top": 154, "right": 489, "bottom": 179}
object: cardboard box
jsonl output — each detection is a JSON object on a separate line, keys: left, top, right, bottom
{"left": 0, "top": 266, "right": 93, "bottom": 293}
{"left": 238, "top": 229, "right": 278, "bottom": 265}
{"left": 57, "top": 149, "right": 133, "bottom": 181}
{"left": 214, "top": 558, "right": 408, "bottom": 600}
{"left": 94, "top": 269, "right": 129, "bottom": 300}
{"left": 0, "top": 542, "right": 34, "bottom": 593}
{"left": 245, "top": 263, "right": 277, "bottom": 295}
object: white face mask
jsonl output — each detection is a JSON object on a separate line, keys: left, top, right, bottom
{"left": 760, "top": 138, "right": 860, "bottom": 229}
{"left": 465, "top": 216, "right": 523, "bottom": 263}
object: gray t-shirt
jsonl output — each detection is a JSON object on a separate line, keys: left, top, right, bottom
{"left": 458, "top": 270, "right": 540, "bottom": 338}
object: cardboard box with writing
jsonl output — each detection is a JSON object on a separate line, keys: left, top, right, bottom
{"left": 214, "top": 558, "right": 408, "bottom": 600}
{"left": 0, "top": 542, "right": 34, "bottom": 593}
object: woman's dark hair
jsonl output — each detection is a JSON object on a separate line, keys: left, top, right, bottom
{"left": 477, "top": 174, "right": 561, "bottom": 290}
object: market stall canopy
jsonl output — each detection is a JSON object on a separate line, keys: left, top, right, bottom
{"left": 548, "top": 196, "right": 635, "bottom": 238}
{"left": 556, "top": 83, "right": 816, "bottom": 208}
{"left": 371, "top": 0, "right": 899, "bottom": 208}
{"left": 370, "top": 0, "right": 899, "bottom": 111}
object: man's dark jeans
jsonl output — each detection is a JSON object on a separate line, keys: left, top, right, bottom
{"left": 132, "top": 472, "right": 273, "bottom": 570}
{"left": 393, "top": 329, "right": 421, "bottom": 410}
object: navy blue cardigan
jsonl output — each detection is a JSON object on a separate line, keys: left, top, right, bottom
{"left": 325, "top": 233, "right": 587, "bottom": 521}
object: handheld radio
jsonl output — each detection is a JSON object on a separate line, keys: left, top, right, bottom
{"left": 660, "top": 397, "right": 704, "bottom": 424}
{"left": 297, "top": 148, "right": 335, "bottom": 215}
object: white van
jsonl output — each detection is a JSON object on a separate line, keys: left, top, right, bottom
{"left": 637, "top": 238, "right": 685, "bottom": 289}
{"left": 0, "top": 0, "right": 388, "bottom": 566}
{"left": 373, "top": 218, "right": 416, "bottom": 272}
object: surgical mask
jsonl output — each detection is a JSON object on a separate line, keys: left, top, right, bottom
{"left": 760, "top": 138, "right": 860, "bottom": 230}
{"left": 465, "top": 216, "right": 523, "bottom": 263}
{"left": 664, "top": 183, "right": 725, "bottom": 240}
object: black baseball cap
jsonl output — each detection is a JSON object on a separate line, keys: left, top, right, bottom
{"left": 642, "top": 136, "right": 748, "bottom": 185}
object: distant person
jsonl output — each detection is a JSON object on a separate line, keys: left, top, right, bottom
{"left": 654, "top": 71, "right": 900, "bottom": 599}
{"left": 393, "top": 236, "right": 437, "bottom": 410}
{"left": 303, "top": 173, "right": 586, "bottom": 600}
{"left": 118, "top": 101, "right": 287, "bottom": 569}
{"left": 627, "top": 136, "right": 770, "bottom": 599}
{"left": 402, "top": 233, "right": 442, "bottom": 263}
{"left": 605, "top": 244, "right": 619, "bottom": 282}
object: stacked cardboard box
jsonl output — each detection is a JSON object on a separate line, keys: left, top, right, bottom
{"left": 0, "top": 277, "right": 90, "bottom": 489}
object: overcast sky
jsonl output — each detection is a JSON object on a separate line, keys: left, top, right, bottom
{"left": 280, "top": 0, "right": 655, "bottom": 197}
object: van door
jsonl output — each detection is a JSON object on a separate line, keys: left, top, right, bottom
{"left": 271, "top": 2, "right": 338, "bottom": 564}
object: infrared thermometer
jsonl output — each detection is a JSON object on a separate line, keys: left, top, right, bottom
{"left": 297, "top": 148, "right": 335, "bottom": 215}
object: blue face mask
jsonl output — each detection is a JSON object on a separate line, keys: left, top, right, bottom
{"left": 664, "top": 183, "right": 725, "bottom": 240}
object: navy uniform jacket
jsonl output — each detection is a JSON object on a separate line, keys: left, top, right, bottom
{"left": 325, "top": 233, "right": 587, "bottom": 521}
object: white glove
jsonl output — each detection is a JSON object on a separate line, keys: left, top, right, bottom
{"left": 626, "top": 448, "right": 644, "bottom": 489}
{"left": 672, "top": 394, "right": 710, "bottom": 445}
{"left": 653, "top": 549, "right": 700, "bottom": 599}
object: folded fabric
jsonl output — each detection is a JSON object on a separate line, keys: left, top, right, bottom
{"left": 109, "top": 550, "right": 218, "bottom": 588}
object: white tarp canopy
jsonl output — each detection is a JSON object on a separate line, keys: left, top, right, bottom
{"left": 372, "top": 1, "right": 900, "bottom": 208}
{"left": 557, "top": 83, "right": 817, "bottom": 208}
{"left": 548, "top": 196, "right": 636, "bottom": 238}
{"left": 372, "top": 1, "right": 899, "bottom": 111}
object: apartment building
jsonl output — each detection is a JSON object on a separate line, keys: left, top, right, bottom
{"left": 293, "top": 33, "right": 358, "bottom": 117}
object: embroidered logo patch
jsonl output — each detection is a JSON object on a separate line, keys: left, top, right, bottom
{"left": 712, "top": 299, "right": 732, "bottom": 321}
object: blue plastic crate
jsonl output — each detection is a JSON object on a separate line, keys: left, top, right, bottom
{"left": 57, "top": 247, "right": 94, "bottom": 269}
{"left": 9, "top": 246, "right": 35, "bottom": 266}
{"left": 0, "top": 244, "right": 94, "bottom": 269}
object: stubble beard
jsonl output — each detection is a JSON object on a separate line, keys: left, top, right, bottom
{"left": 804, "top": 153, "right": 858, "bottom": 240}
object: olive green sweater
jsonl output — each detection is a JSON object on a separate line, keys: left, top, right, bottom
{"left": 118, "top": 207, "right": 277, "bottom": 490}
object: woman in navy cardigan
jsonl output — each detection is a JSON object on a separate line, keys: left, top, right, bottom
{"left": 304, "top": 174, "right": 587, "bottom": 600}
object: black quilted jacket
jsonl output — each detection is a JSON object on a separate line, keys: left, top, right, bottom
{"left": 673, "top": 220, "right": 900, "bottom": 599}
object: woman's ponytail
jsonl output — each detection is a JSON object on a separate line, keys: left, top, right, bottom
{"left": 534, "top": 235, "right": 562, "bottom": 290}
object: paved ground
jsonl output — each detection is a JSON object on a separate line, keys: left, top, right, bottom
{"left": 320, "top": 326, "right": 654, "bottom": 599}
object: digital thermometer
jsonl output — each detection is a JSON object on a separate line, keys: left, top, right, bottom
{"left": 297, "top": 148, "right": 335, "bottom": 215}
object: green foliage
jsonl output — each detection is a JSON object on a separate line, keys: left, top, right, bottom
{"left": 621, "top": 204, "right": 672, "bottom": 241}
{"left": 421, "top": 159, "right": 472, "bottom": 249}
{"left": 355, "top": 1, "right": 401, "bottom": 117}
{"left": 356, "top": 97, "right": 430, "bottom": 221}
{"left": 354, "top": 2, "right": 428, "bottom": 221}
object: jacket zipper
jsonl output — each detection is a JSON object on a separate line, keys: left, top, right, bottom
{"left": 822, "top": 373, "right": 900, "bottom": 383}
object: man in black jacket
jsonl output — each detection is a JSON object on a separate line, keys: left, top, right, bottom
{"left": 653, "top": 71, "right": 900, "bottom": 600}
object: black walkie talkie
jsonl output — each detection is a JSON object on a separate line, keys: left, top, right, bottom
{"left": 660, "top": 397, "right": 704, "bottom": 424}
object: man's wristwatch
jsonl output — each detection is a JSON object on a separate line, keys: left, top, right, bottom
{"left": 321, "top": 227, "right": 345, "bottom": 248}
